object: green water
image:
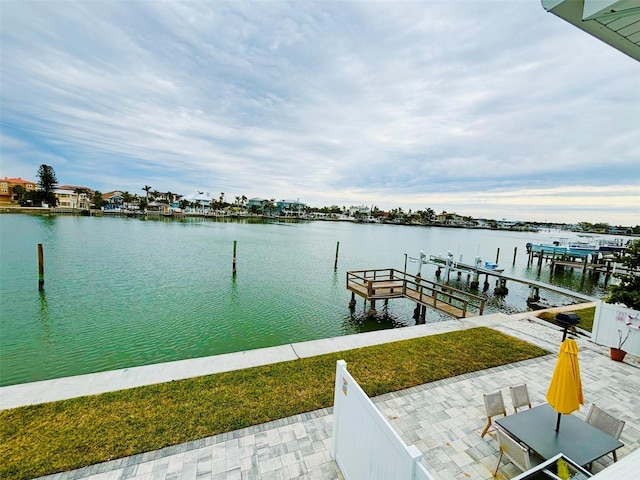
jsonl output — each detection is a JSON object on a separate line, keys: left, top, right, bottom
{"left": 0, "top": 215, "right": 613, "bottom": 386}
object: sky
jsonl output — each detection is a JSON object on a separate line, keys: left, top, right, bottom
{"left": 1, "top": 1, "right": 638, "bottom": 225}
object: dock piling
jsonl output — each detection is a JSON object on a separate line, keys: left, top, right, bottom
{"left": 232, "top": 240, "right": 237, "bottom": 275}
{"left": 334, "top": 241, "right": 340, "bottom": 271}
{"left": 38, "top": 243, "right": 44, "bottom": 291}
{"left": 512, "top": 247, "right": 517, "bottom": 266}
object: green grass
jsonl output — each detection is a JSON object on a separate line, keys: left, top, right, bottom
{"left": 535, "top": 306, "right": 596, "bottom": 333}
{"left": 0, "top": 327, "right": 548, "bottom": 480}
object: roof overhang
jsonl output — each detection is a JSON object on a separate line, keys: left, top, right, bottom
{"left": 541, "top": 0, "right": 640, "bottom": 61}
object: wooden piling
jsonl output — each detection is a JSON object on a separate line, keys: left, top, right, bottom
{"left": 495, "top": 248, "right": 500, "bottom": 264}
{"left": 232, "top": 240, "right": 237, "bottom": 275}
{"left": 334, "top": 241, "right": 340, "bottom": 271}
{"left": 38, "top": 243, "right": 44, "bottom": 291}
{"left": 512, "top": 247, "right": 517, "bottom": 266}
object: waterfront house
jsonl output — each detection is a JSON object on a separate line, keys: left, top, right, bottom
{"left": 246, "top": 197, "right": 270, "bottom": 213}
{"left": 54, "top": 185, "right": 91, "bottom": 209}
{"left": 276, "top": 199, "right": 306, "bottom": 217}
{"left": 103, "top": 191, "right": 124, "bottom": 209}
{"left": 0, "top": 177, "right": 37, "bottom": 205}
{"left": 183, "top": 191, "right": 212, "bottom": 212}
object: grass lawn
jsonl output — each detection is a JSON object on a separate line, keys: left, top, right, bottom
{"left": 535, "top": 306, "right": 596, "bottom": 333}
{"left": 0, "top": 327, "right": 548, "bottom": 480}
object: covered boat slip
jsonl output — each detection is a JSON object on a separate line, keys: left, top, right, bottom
{"left": 346, "top": 268, "right": 486, "bottom": 319}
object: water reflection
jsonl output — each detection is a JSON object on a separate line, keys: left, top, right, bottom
{"left": 38, "top": 289, "right": 54, "bottom": 345}
{"left": 341, "top": 308, "right": 409, "bottom": 335}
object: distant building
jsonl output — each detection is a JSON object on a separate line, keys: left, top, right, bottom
{"left": 103, "top": 191, "right": 124, "bottom": 209}
{"left": 54, "top": 185, "right": 91, "bottom": 209}
{"left": 348, "top": 205, "right": 371, "bottom": 217}
{"left": 247, "top": 198, "right": 269, "bottom": 213}
{"left": 0, "top": 177, "right": 37, "bottom": 205}
{"left": 276, "top": 199, "right": 306, "bottom": 217}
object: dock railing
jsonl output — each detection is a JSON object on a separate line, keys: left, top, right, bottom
{"left": 346, "top": 269, "right": 485, "bottom": 318}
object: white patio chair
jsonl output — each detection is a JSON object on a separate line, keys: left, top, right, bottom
{"left": 494, "top": 428, "right": 534, "bottom": 477}
{"left": 509, "top": 383, "right": 532, "bottom": 413}
{"left": 586, "top": 404, "right": 625, "bottom": 463}
{"left": 481, "top": 391, "right": 507, "bottom": 438}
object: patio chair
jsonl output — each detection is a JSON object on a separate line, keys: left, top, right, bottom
{"left": 509, "top": 383, "right": 532, "bottom": 413}
{"left": 585, "top": 404, "right": 625, "bottom": 463}
{"left": 481, "top": 391, "right": 507, "bottom": 438}
{"left": 494, "top": 428, "right": 534, "bottom": 477}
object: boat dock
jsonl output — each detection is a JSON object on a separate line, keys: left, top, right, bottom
{"left": 428, "top": 253, "right": 597, "bottom": 300}
{"left": 346, "top": 268, "right": 486, "bottom": 321}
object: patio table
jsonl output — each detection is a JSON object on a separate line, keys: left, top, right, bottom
{"left": 495, "top": 403, "right": 623, "bottom": 467}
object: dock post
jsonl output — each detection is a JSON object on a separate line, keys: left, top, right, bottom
{"left": 495, "top": 248, "right": 500, "bottom": 264}
{"left": 38, "top": 243, "right": 44, "bottom": 291}
{"left": 512, "top": 247, "right": 517, "bottom": 266}
{"left": 349, "top": 292, "right": 356, "bottom": 310}
{"left": 471, "top": 270, "right": 479, "bottom": 290}
{"left": 232, "top": 240, "right": 237, "bottom": 275}
{"left": 537, "top": 251, "right": 544, "bottom": 275}
{"left": 334, "top": 241, "right": 340, "bottom": 271}
{"left": 494, "top": 278, "right": 508, "bottom": 295}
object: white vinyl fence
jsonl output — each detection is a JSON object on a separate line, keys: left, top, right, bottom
{"left": 592, "top": 301, "right": 640, "bottom": 356}
{"left": 332, "top": 360, "right": 435, "bottom": 480}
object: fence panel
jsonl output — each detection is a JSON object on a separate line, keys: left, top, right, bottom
{"left": 593, "top": 301, "right": 640, "bottom": 356}
{"left": 332, "top": 360, "right": 436, "bottom": 480}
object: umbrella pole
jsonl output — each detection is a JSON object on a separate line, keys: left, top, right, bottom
{"left": 555, "top": 413, "right": 561, "bottom": 432}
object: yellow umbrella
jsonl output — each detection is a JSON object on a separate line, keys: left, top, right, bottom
{"left": 546, "top": 338, "right": 583, "bottom": 431}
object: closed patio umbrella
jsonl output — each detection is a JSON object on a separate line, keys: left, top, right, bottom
{"left": 546, "top": 337, "right": 583, "bottom": 431}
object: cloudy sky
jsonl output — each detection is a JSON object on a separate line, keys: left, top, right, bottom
{"left": 1, "top": 1, "right": 638, "bottom": 224}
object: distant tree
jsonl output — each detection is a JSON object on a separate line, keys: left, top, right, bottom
{"left": 122, "top": 191, "right": 134, "bottom": 208}
{"left": 241, "top": 195, "right": 247, "bottom": 206}
{"left": 91, "top": 191, "right": 108, "bottom": 209}
{"left": 608, "top": 240, "right": 640, "bottom": 310}
{"left": 73, "top": 187, "right": 89, "bottom": 209}
{"left": 12, "top": 184, "right": 26, "bottom": 204}
{"left": 36, "top": 164, "right": 58, "bottom": 206}
{"left": 142, "top": 185, "right": 152, "bottom": 202}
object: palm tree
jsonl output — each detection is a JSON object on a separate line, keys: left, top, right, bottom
{"left": 73, "top": 187, "right": 89, "bottom": 209}
{"left": 142, "top": 185, "right": 152, "bottom": 203}
{"left": 219, "top": 192, "right": 225, "bottom": 204}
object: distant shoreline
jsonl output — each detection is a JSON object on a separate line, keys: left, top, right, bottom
{"left": 1, "top": 206, "right": 638, "bottom": 237}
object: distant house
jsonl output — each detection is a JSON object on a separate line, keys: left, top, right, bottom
{"left": 349, "top": 205, "right": 371, "bottom": 217}
{"left": 276, "top": 199, "right": 306, "bottom": 217}
{"left": 103, "top": 191, "right": 124, "bottom": 209}
{"left": 0, "top": 177, "right": 37, "bottom": 205}
{"left": 183, "top": 192, "right": 212, "bottom": 211}
{"left": 247, "top": 198, "right": 269, "bottom": 213}
{"left": 54, "top": 185, "right": 91, "bottom": 209}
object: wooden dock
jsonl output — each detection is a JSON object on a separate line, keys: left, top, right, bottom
{"left": 346, "top": 268, "right": 486, "bottom": 320}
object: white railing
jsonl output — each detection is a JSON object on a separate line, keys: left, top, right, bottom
{"left": 332, "top": 360, "right": 435, "bottom": 480}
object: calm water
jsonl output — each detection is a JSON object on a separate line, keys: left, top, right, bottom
{"left": 0, "top": 214, "right": 620, "bottom": 386}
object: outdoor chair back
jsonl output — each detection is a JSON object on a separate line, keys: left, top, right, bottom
{"left": 509, "top": 383, "right": 532, "bottom": 413}
{"left": 585, "top": 404, "right": 625, "bottom": 463}
{"left": 481, "top": 391, "right": 507, "bottom": 438}
{"left": 494, "top": 428, "right": 533, "bottom": 477}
